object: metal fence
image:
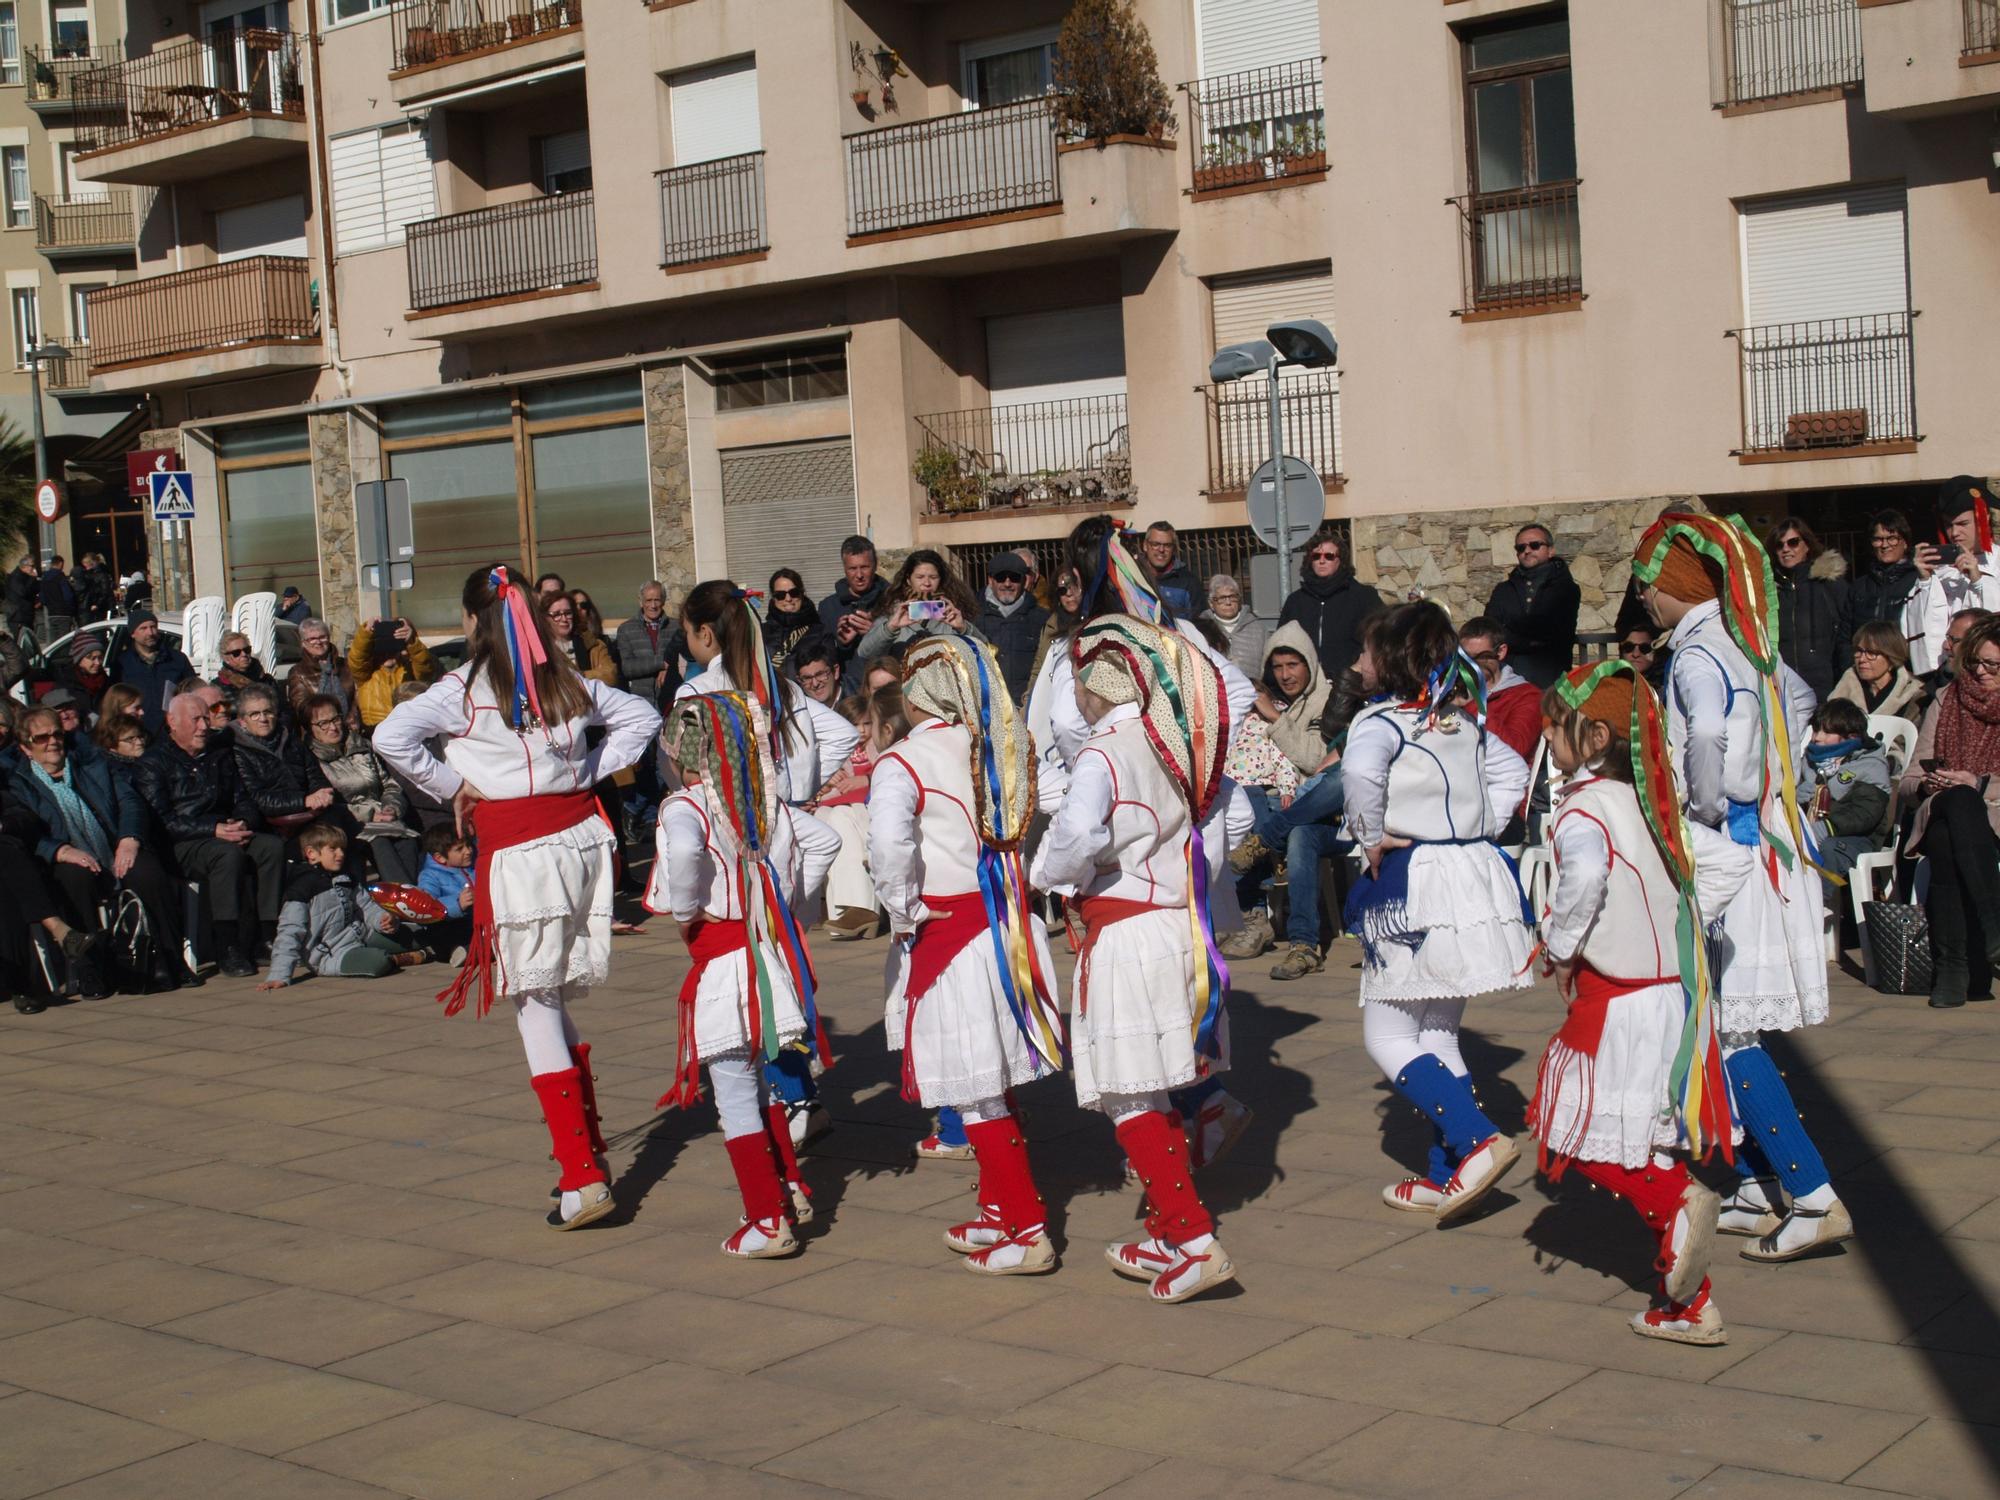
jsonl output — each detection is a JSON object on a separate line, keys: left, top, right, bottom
{"left": 846, "top": 96, "right": 1061, "bottom": 238}
{"left": 1449, "top": 180, "right": 1583, "bottom": 313}
{"left": 1184, "top": 59, "right": 1325, "bottom": 194}
{"left": 406, "top": 189, "right": 597, "bottom": 311}
{"left": 25, "top": 42, "right": 122, "bottom": 108}
{"left": 658, "top": 152, "right": 767, "bottom": 267}
{"left": 74, "top": 29, "right": 303, "bottom": 153}
{"left": 41, "top": 344, "right": 91, "bottom": 390}
{"left": 34, "top": 191, "right": 132, "bottom": 251}
{"left": 1198, "top": 370, "right": 1340, "bottom": 495}
{"left": 1731, "top": 311, "right": 1916, "bottom": 454}
{"left": 1721, "top": 0, "right": 1863, "bottom": 104}
{"left": 86, "top": 255, "right": 315, "bottom": 369}
{"left": 389, "top": 0, "right": 580, "bottom": 72}
{"left": 915, "top": 393, "right": 1131, "bottom": 515}
{"left": 951, "top": 525, "right": 1273, "bottom": 607}
{"left": 1968, "top": 0, "right": 2000, "bottom": 54}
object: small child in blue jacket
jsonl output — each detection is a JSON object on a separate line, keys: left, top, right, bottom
{"left": 417, "top": 823, "right": 475, "bottom": 960}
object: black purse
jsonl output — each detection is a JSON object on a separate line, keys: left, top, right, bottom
{"left": 1863, "top": 899, "right": 1933, "bottom": 996}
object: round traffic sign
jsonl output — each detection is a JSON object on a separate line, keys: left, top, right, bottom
{"left": 33, "top": 478, "right": 65, "bottom": 524}
{"left": 1245, "top": 455, "right": 1324, "bottom": 551}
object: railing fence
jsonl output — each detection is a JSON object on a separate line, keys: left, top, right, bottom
{"left": 86, "top": 255, "right": 314, "bottom": 369}
{"left": 1450, "top": 180, "right": 1583, "bottom": 313}
{"left": 75, "top": 28, "right": 303, "bottom": 153}
{"left": 658, "top": 152, "right": 767, "bottom": 267}
{"left": 406, "top": 190, "right": 597, "bottom": 311}
{"left": 1200, "top": 369, "right": 1341, "bottom": 494}
{"left": 1732, "top": 311, "right": 1916, "bottom": 454}
{"left": 1721, "top": 0, "right": 1863, "bottom": 104}
{"left": 846, "top": 96, "right": 1060, "bottom": 237}
{"left": 1184, "top": 58, "right": 1325, "bottom": 194}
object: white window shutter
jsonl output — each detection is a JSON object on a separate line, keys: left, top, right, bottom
{"left": 1741, "top": 185, "right": 1908, "bottom": 327}
{"left": 669, "top": 57, "right": 761, "bottom": 165}
{"left": 378, "top": 121, "right": 436, "bottom": 241}
{"left": 330, "top": 130, "right": 386, "bottom": 255}
{"left": 1196, "top": 0, "right": 1320, "bottom": 79}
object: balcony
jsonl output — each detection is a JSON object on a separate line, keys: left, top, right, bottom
{"left": 1729, "top": 312, "right": 1919, "bottom": 461}
{"left": 1449, "top": 181, "right": 1583, "bottom": 319}
{"left": 1183, "top": 59, "right": 1325, "bottom": 200}
{"left": 1973, "top": 0, "right": 2000, "bottom": 58}
{"left": 41, "top": 345, "right": 94, "bottom": 393}
{"left": 406, "top": 191, "right": 597, "bottom": 315}
{"left": 1198, "top": 370, "right": 1341, "bottom": 498}
{"left": 658, "top": 153, "right": 767, "bottom": 271}
{"left": 914, "top": 394, "right": 1134, "bottom": 519}
{"left": 1718, "top": 0, "right": 1862, "bottom": 110}
{"left": 1858, "top": 0, "right": 2000, "bottom": 113}
{"left": 72, "top": 29, "right": 306, "bottom": 186}
{"left": 846, "top": 97, "right": 1061, "bottom": 241}
{"left": 34, "top": 192, "right": 134, "bottom": 257}
{"left": 388, "top": 0, "right": 583, "bottom": 106}
{"left": 25, "top": 42, "right": 123, "bottom": 115}
{"left": 84, "top": 256, "right": 319, "bottom": 392}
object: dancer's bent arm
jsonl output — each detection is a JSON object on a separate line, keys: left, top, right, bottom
{"left": 866, "top": 754, "right": 928, "bottom": 935}
{"left": 1030, "top": 750, "right": 1114, "bottom": 895}
{"left": 1542, "top": 815, "right": 1609, "bottom": 965}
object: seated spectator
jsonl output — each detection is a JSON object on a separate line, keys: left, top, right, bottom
{"left": 615, "top": 580, "right": 682, "bottom": 702}
{"left": 1830, "top": 619, "right": 1928, "bottom": 725}
{"left": 97, "top": 682, "right": 143, "bottom": 729}
{"left": 178, "top": 678, "right": 236, "bottom": 742}
{"left": 1618, "top": 621, "right": 1668, "bottom": 690}
{"left": 0, "top": 806, "right": 105, "bottom": 1010}
{"left": 301, "top": 692, "right": 419, "bottom": 883}
{"left": 257, "top": 822, "right": 429, "bottom": 989}
{"left": 38, "top": 688, "right": 87, "bottom": 753}
{"left": 536, "top": 572, "right": 566, "bottom": 598}
{"left": 214, "top": 631, "right": 272, "bottom": 701}
{"left": 1897, "top": 612, "right": 2000, "bottom": 1009}
{"left": 54, "top": 635, "right": 109, "bottom": 714}
{"left": 792, "top": 639, "right": 841, "bottom": 709}
{"left": 348, "top": 616, "right": 432, "bottom": 730}
{"left": 857, "top": 550, "right": 987, "bottom": 662}
{"left": 1458, "top": 617, "right": 1541, "bottom": 763}
{"left": 1801, "top": 698, "right": 1893, "bottom": 898}
{"left": 7, "top": 704, "right": 194, "bottom": 992}
{"left": 92, "top": 714, "right": 148, "bottom": 768}
{"left": 763, "top": 568, "right": 823, "bottom": 670}
{"left": 417, "top": 823, "right": 475, "bottom": 921}
{"left": 545, "top": 593, "right": 616, "bottom": 684}
{"left": 1923, "top": 608, "right": 1990, "bottom": 696}
{"left": 975, "top": 553, "right": 1049, "bottom": 705}
{"left": 385, "top": 680, "right": 454, "bottom": 834}
{"left": 137, "top": 692, "right": 284, "bottom": 977}
{"left": 233, "top": 683, "right": 335, "bottom": 835}
{"left": 804, "top": 693, "right": 878, "bottom": 940}
{"left": 114, "top": 607, "right": 193, "bottom": 737}
{"left": 287, "top": 618, "right": 357, "bottom": 727}
{"left": 278, "top": 586, "right": 312, "bottom": 625}
{"left": 1202, "top": 573, "right": 1266, "bottom": 682}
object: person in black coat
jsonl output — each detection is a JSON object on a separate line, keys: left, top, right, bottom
{"left": 1482, "top": 523, "right": 1581, "bottom": 688}
{"left": 761, "top": 568, "right": 824, "bottom": 671}
{"left": 231, "top": 683, "right": 338, "bottom": 831}
{"left": 113, "top": 609, "right": 194, "bottom": 737}
{"left": 1141, "top": 522, "right": 1201, "bottom": 617}
{"left": 817, "top": 535, "right": 891, "bottom": 693}
{"left": 973, "top": 553, "right": 1050, "bottom": 704}
{"left": 1768, "top": 516, "right": 1850, "bottom": 705}
{"left": 1835, "top": 508, "right": 1923, "bottom": 674}
{"left": 74, "top": 556, "right": 114, "bottom": 622}
{"left": 37, "top": 556, "right": 79, "bottom": 637}
{"left": 5, "top": 555, "right": 39, "bottom": 635}
{"left": 1277, "top": 523, "right": 1388, "bottom": 686}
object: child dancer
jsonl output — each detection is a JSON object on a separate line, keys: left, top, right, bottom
{"left": 1031, "top": 614, "right": 1237, "bottom": 1304}
{"left": 374, "top": 565, "right": 658, "bottom": 1231}
{"left": 1342, "top": 603, "right": 1533, "bottom": 1223}
{"left": 1632, "top": 513, "right": 1849, "bottom": 1263}
{"left": 871, "top": 637, "right": 1066, "bottom": 1274}
{"left": 651, "top": 691, "right": 835, "bottom": 1258}
{"left": 1531, "top": 661, "right": 1731, "bottom": 1345}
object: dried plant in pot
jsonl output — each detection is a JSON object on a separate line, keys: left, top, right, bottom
{"left": 1051, "top": 0, "right": 1176, "bottom": 147}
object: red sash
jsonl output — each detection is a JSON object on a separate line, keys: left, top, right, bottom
{"left": 659, "top": 918, "right": 749, "bottom": 1110}
{"left": 1531, "top": 961, "right": 1672, "bottom": 1177}
{"left": 1076, "top": 895, "right": 1170, "bottom": 1018}
{"left": 897, "top": 893, "right": 990, "bottom": 1101}
{"left": 435, "top": 787, "right": 608, "bottom": 1019}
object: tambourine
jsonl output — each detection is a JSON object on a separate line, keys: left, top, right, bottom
{"left": 369, "top": 883, "right": 449, "bottom": 925}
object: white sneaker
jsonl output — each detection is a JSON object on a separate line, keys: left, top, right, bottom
{"left": 723, "top": 1215, "right": 800, "bottom": 1259}
{"left": 1189, "top": 1092, "right": 1253, "bottom": 1170}
{"left": 1148, "top": 1238, "right": 1236, "bottom": 1304}
{"left": 1382, "top": 1177, "right": 1445, "bottom": 1213}
{"left": 1435, "top": 1134, "right": 1520, "bottom": 1226}
{"left": 787, "top": 1100, "right": 832, "bottom": 1151}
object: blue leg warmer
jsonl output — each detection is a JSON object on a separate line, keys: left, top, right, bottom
{"left": 1732, "top": 1128, "right": 1776, "bottom": 1182}
{"left": 1424, "top": 1074, "right": 1478, "bottom": 1186}
{"left": 762, "top": 1046, "right": 817, "bottom": 1106}
{"left": 1391, "top": 1054, "right": 1498, "bottom": 1159}
{"left": 1169, "top": 1077, "right": 1224, "bottom": 1119}
{"left": 934, "top": 1105, "right": 969, "bottom": 1148}
{"left": 1724, "top": 1045, "right": 1830, "bottom": 1197}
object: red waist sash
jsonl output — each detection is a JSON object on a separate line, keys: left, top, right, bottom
{"left": 898, "top": 892, "right": 991, "bottom": 1102}
{"left": 1077, "top": 895, "right": 1171, "bottom": 1018}
{"left": 1531, "top": 961, "right": 1675, "bottom": 1177}
{"left": 660, "top": 917, "right": 750, "bottom": 1110}
{"left": 435, "top": 787, "right": 607, "bottom": 1019}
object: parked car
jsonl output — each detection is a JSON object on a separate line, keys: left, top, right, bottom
{"left": 8, "top": 615, "right": 303, "bottom": 704}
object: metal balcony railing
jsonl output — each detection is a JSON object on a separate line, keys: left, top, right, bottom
{"left": 1183, "top": 59, "right": 1325, "bottom": 195}
{"left": 85, "top": 256, "right": 315, "bottom": 369}
{"left": 914, "top": 393, "right": 1132, "bottom": 515}
{"left": 1449, "top": 180, "right": 1583, "bottom": 314}
{"left": 74, "top": 29, "right": 303, "bottom": 154}
{"left": 1198, "top": 370, "right": 1341, "bottom": 495}
{"left": 846, "top": 96, "right": 1060, "bottom": 238}
{"left": 657, "top": 152, "right": 766, "bottom": 268}
{"left": 1968, "top": 0, "right": 2000, "bottom": 55}
{"left": 1730, "top": 312, "right": 1917, "bottom": 455}
{"left": 406, "top": 190, "right": 597, "bottom": 311}
{"left": 41, "top": 344, "right": 92, "bottom": 391}
{"left": 1720, "top": 0, "right": 1862, "bottom": 105}
{"left": 388, "top": 0, "right": 581, "bottom": 73}
{"left": 34, "top": 191, "right": 133, "bottom": 251}
{"left": 25, "top": 42, "right": 123, "bottom": 108}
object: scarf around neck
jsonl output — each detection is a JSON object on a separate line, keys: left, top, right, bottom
{"left": 1935, "top": 674, "right": 2000, "bottom": 778}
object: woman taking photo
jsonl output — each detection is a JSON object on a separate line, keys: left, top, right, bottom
{"left": 1829, "top": 620, "right": 1927, "bottom": 725}
{"left": 857, "top": 550, "right": 986, "bottom": 662}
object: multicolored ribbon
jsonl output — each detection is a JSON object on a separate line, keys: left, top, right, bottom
{"left": 1081, "top": 518, "right": 1167, "bottom": 624}
{"left": 491, "top": 565, "right": 548, "bottom": 730}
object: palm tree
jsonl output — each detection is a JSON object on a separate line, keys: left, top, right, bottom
{"left": 0, "top": 413, "right": 34, "bottom": 563}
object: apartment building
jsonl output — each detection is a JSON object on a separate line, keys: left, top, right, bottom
{"left": 44, "top": 0, "right": 2000, "bottom": 643}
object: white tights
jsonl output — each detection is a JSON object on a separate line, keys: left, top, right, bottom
{"left": 513, "top": 988, "right": 582, "bottom": 1076}
{"left": 707, "top": 1053, "right": 773, "bottom": 1141}
{"left": 1361, "top": 997, "right": 1470, "bottom": 1081}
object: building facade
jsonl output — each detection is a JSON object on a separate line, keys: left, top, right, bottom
{"left": 36, "top": 0, "right": 2000, "bottom": 643}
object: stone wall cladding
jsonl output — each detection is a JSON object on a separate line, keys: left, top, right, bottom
{"left": 310, "top": 413, "right": 358, "bottom": 642}
{"left": 1350, "top": 495, "right": 1700, "bottom": 635}
{"left": 643, "top": 366, "right": 696, "bottom": 612}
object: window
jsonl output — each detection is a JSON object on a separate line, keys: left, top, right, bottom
{"left": 667, "top": 57, "right": 760, "bottom": 165}
{"left": 537, "top": 130, "right": 591, "bottom": 195}
{"left": 50, "top": 0, "right": 89, "bottom": 53}
{"left": 1, "top": 147, "right": 25, "bottom": 230}
{"left": 324, "top": 0, "right": 392, "bottom": 22}
{"left": 962, "top": 28, "right": 1059, "bottom": 107}
{"left": 711, "top": 346, "right": 848, "bottom": 412}
{"left": 67, "top": 280, "right": 101, "bottom": 342}
{"left": 1456, "top": 12, "right": 1580, "bottom": 308}
{"left": 330, "top": 121, "right": 436, "bottom": 254}
{"left": 10, "top": 286, "right": 37, "bottom": 367}
{"left": 0, "top": 4, "right": 17, "bottom": 85}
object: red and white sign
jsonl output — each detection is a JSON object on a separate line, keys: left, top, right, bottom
{"left": 33, "top": 478, "right": 65, "bottom": 523}
{"left": 126, "top": 447, "right": 180, "bottom": 499}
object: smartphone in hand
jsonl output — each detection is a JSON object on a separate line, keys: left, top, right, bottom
{"left": 906, "top": 599, "right": 947, "bottom": 623}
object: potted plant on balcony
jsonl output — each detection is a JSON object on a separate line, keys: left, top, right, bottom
{"left": 1195, "top": 138, "right": 1261, "bottom": 191}
{"left": 29, "top": 59, "right": 58, "bottom": 101}
{"left": 1270, "top": 119, "right": 1326, "bottom": 176}
{"left": 508, "top": 11, "right": 534, "bottom": 40}
{"left": 912, "top": 446, "right": 982, "bottom": 515}
{"left": 1051, "top": 0, "right": 1176, "bottom": 147}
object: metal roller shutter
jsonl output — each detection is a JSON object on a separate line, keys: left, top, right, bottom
{"left": 1197, "top": 0, "right": 1320, "bottom": 79}
{"left": 720, "top": 440, "right": 857, "bottom": 602}
{"left": 1211, "top": 267, "right": 1341, "bottom": 478}
{"left": 984, "top": 305, "right": 1126, "bottom": 402}
{"left": 1741, "top": 185, "right": 1908, "bottom": 326}
{"left": 670, "top": 57, "right": 761, "bottom": 166}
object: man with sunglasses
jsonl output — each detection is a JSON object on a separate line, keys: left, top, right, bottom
{"left": 1483, "top": 523, "right": 1581, "bottom": 688}
{"left": 975, "top": 554, "right": 1049, "bottom": 703}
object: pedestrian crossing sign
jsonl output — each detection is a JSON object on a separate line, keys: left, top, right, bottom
{"left": 149, "top": 470, "right": 196, "bottom": 520}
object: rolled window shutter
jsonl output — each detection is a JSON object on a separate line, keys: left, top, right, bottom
{"left": 1197, "top": 0, "right": 1320, "bottom": 78}
{"left": 670, "top": 58, "right": 761, "bottom": 165}
{"left": 720, "top": 441, "right": 857, "bottom": 603}
{"left": 378, "top": 121, "right": 437, "bottom": 242}
{"left": 1742, "top": 185, "right": 1908, "bottom": 327}
{"left": 330, "top": 130, "right": 386, "bottom": 254}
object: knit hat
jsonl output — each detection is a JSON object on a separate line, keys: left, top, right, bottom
{"left": 125, "top": 606, "right": 157, "bottom": 629}
{"left": 71, "top": 633, "right": 103, "bottom": 663}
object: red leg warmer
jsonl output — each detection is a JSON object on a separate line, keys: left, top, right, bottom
{"left": 530, "top": 1068, "right": 608, "bottom": 1192}
{"left": 1570, "top": 1158, "right": 1691, "bottom": 1251}
{"left": 571, "top": 1043, "right": 609, "bottom": 1158}
{"left": 724, "top": 1131, "right": 789, "bottom": 1224}
{"left": 965, "top": 1117, "right": 1046, "bottom": 1234}
{"left": 1116, "top": 1109, "right": 1214, "bottom": 1243}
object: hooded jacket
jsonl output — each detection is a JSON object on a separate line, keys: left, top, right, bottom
{"left": 1262, "top": 622, "right": 1335, "bottom": 774}
{"left": 1484, "top": 555, "right": 1582, "bottom": 689}
{"left": 1278, "top": 566, "right": 1386, "bottom": 686}
{"left": 265, "top": 867, "right": 384, "bottom": 984}
{"left": 1803, "top": 737, "right": 1893, "bottom": 841}
{"left": 1774, "top": 549, "right": 1850, "bottom": 705}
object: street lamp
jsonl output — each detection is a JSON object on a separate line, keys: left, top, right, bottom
{"left": 1208, "top": 318, "right": 1337, "bottom": 588}
{"left": 22, "top": 337, "right": 69, "bottom": 560}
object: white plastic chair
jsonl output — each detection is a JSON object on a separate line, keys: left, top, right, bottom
{"left": 181, "top": 595, "right": 227, "bottom": 680}
{"left": 1868, "top": 714, "right": 1917, "bottom": 778}
{"left": 230, "top": 590, "right": 278, "bottom": 673}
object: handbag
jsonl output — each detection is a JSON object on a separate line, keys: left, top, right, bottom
{"left": 105, "top": 888, "right": 156, "bottom": 991}
{"left": 1863, "top": 899, "right": 1932, "bottom": 996}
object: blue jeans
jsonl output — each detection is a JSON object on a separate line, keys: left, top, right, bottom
{"left": 1250, "top": 767, "right": 1345, "bottom": 846}
{"left": 1281, "top": 820, "right": 1345, "bottom": 946}
{"left": 1246, "top": 770, "right": 1346, "bottom": 946}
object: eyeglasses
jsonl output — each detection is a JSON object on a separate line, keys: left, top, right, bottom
{"left": 1618, "top": 640, "right": 1655, "bottom": 657}
{"left": 1970, "top": 657, "right": 2000, "bottom": 676}
{"left": 241, "top": 709, "right": 276, "bottom": 721}
{"left": 1872, "top": 534, "right": 1903, "bottom": 547}
{"left": 1776, "top": 536, "right": 1806, "bottom": 551}
{"left": 25, "top": 731, "right": 61, "bottom": 745}
{"left": 990, "top": 570, "right": 1024, "bottom": 584}
{"left": 799, "top": 670, "right": 833, "bottom": 687}
{"left": 117, "top": 736, "right": 145, "bottom": 751}
{"left": 545, "top": 608, "right": 574, "bottom": 620}
{"left": 1852, "top": 646, "right": 1885, "bottom": 660}
{"left": 771, "top": 587, "right": 801, "bottom": 600}
{"left": 223, "top": 647, "right": 251, "bottom": 658}
{"left": 1515, "top": 540, "right": 1550, "bottom": 554}
{"left": 1310, "top": 550, "right": 1340, "bottom": 563}
{"left": 310, "top": 717, "right": 343, "bottom": 729}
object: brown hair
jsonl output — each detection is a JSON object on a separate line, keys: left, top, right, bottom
{"left": 1363, "top": 601, "right": 1460, "bottom": 701}
{"left": 1538, "top": 682, "right": 1635, "bottom": 784}
{"left": 93, "top": 713, "right": 146, "bottom": 756}
{"left": 887, "top": 549, "right": 980, "bottom": 619}
{"left": 681, "top": 578, "right": 801, "bottom": 749}
{"left": 1850, "top": 619, "right": 1910, "bottom": 672}
{"left": 869, "top": 684, "right": 912, "bottom": 749}
{"left": 462, "top": 564, "right": 592, "bottom": 727}
{"left": 1956, "top": 613, "right": 2000, "bottom": 676}
{"left": 299, "top": 821, "right": 348, "bottom": 855}
{"left": 98, "top": 683, "right": 142, "bottom": 722}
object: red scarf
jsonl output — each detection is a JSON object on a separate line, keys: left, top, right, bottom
{"left": 1934, "top": 675, "right": 2000, "bottom": 780}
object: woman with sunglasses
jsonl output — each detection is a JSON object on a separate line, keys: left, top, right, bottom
{"left": 1765, "top": 517, "right": 1849, "bottom": 705}
{"left": 1277, "top": 523, "right": 1389, "bottom": 688}
{"left": 762, "top": 568, "right": 822, "bottom": 671}
{"left": 214, "top": 631, "right": 273, "bottom": 701}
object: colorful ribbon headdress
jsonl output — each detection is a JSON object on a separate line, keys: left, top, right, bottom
{"left": 1078, "top": 518, "right": 1167, "bottom": 625}
{"left": 489, "top": 565, "right": 550, "bottom": 730}
{"left": 900, "top": 635, "right": 1065, "bottom": 1075}
{"left": 1071, "top": 614, "right": 1232, "bottom": 1058}
{"left": 728, "top": 588, "right": 790, "bottom": 768}
{"left": 1553, "top": 659, "right": 1730, "bottom": 1164}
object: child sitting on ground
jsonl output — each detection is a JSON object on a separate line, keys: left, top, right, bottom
{"left": 259, "top": 822, "right": 429, "bottom": 989}
{"left": 417, "top": 822, "right": 477, "bottom": 961}
{"left": 1799, "top": 697, "right": 1893, "bottom": 894}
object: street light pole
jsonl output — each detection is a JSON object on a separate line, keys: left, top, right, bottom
{"left": 28, "top": 335, "right": 49, "bottom": 560}
{"left": 1265, "top": 345, "right": 1291, "bottom": 590}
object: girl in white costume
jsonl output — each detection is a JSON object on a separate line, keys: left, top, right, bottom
{"left": 871, "top": 635, "right": 1066, "bottom": 1275}
{"left": 374, "top": 565, "right": 658, "bottom": 1231}
{"left": 1341, "top": 603, "right": 1533, "bottom": 1224}
{"left": 650, "top": 691, "right": 835, "bottom": 1258}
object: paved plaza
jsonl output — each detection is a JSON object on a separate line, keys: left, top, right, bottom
{"left": 1, "top": 925, "right": 1997, "bottom": 1500}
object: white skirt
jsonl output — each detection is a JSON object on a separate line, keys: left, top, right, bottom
{"left": 1071, "top": 907, "right": 1221, "bottom": 1111}
{"left": 884, "top": 917, "right": 1058, "bottom": 1105}
{"left": 1690, "top": 823, "right": 1830, "bottom": 1036}
{"left": 1356, "top": 843, "right": 1536, "bottom": 1006}
{"left": 487, "top": 820, "right": 616, "bottom": 999}
{"left": 693, "top": 944, "right": 807, "bottom": 1063}
{"left": 1531, "top": 980, "right": 1686, "bottom": 1169}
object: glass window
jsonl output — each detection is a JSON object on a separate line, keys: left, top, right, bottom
{"left": 325, "top": 0, "right": 393, "bottom": 22}
{"left": 11, "top": 287, "right": 37, "bottom": 367}
{"left": 215, "top": 419, "right": 310, "bottom": 459}
{"left": 379, "top": 392, "right": 510, "bottom": 440}
{"left": 712, "top": 347, "right": 848, "bottom": 411}
{"left": 67, "top": 281, "right": 102, "bottom": 342}
{"left": 521, "top": 373, "right": 641, "bottom": 422}
{"left": 1463, "top": 11, "right": 1574, "bottom": 195}
{"left": 223, "top": 461, "right": 318, "bottom": 601}
{"left": 963, "top": 33, "right": 1057, "bottom": 107}
{"left": 0, "top": 4, "right": 18, "bottom": 84}
{"left": 50, "top": 0, "right": 89, "bottom": 53}
{"left": 389, "top": 439, "right": 519, "bottom": 631}
{"left": 3, "top": 147, "right": 28, "bottom": 230}
{"left": 1468, "top": 19, "right": 1568, "bottom": 71}
{"left": 529, "top": 423, "right": 650, "bottom": 612}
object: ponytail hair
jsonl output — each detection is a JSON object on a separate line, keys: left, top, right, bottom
{"left": 463, "top": 564, "right": 592, "bottom": 729}
{"left": 682, "top": 578, "right": 800, "bottom": 755}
